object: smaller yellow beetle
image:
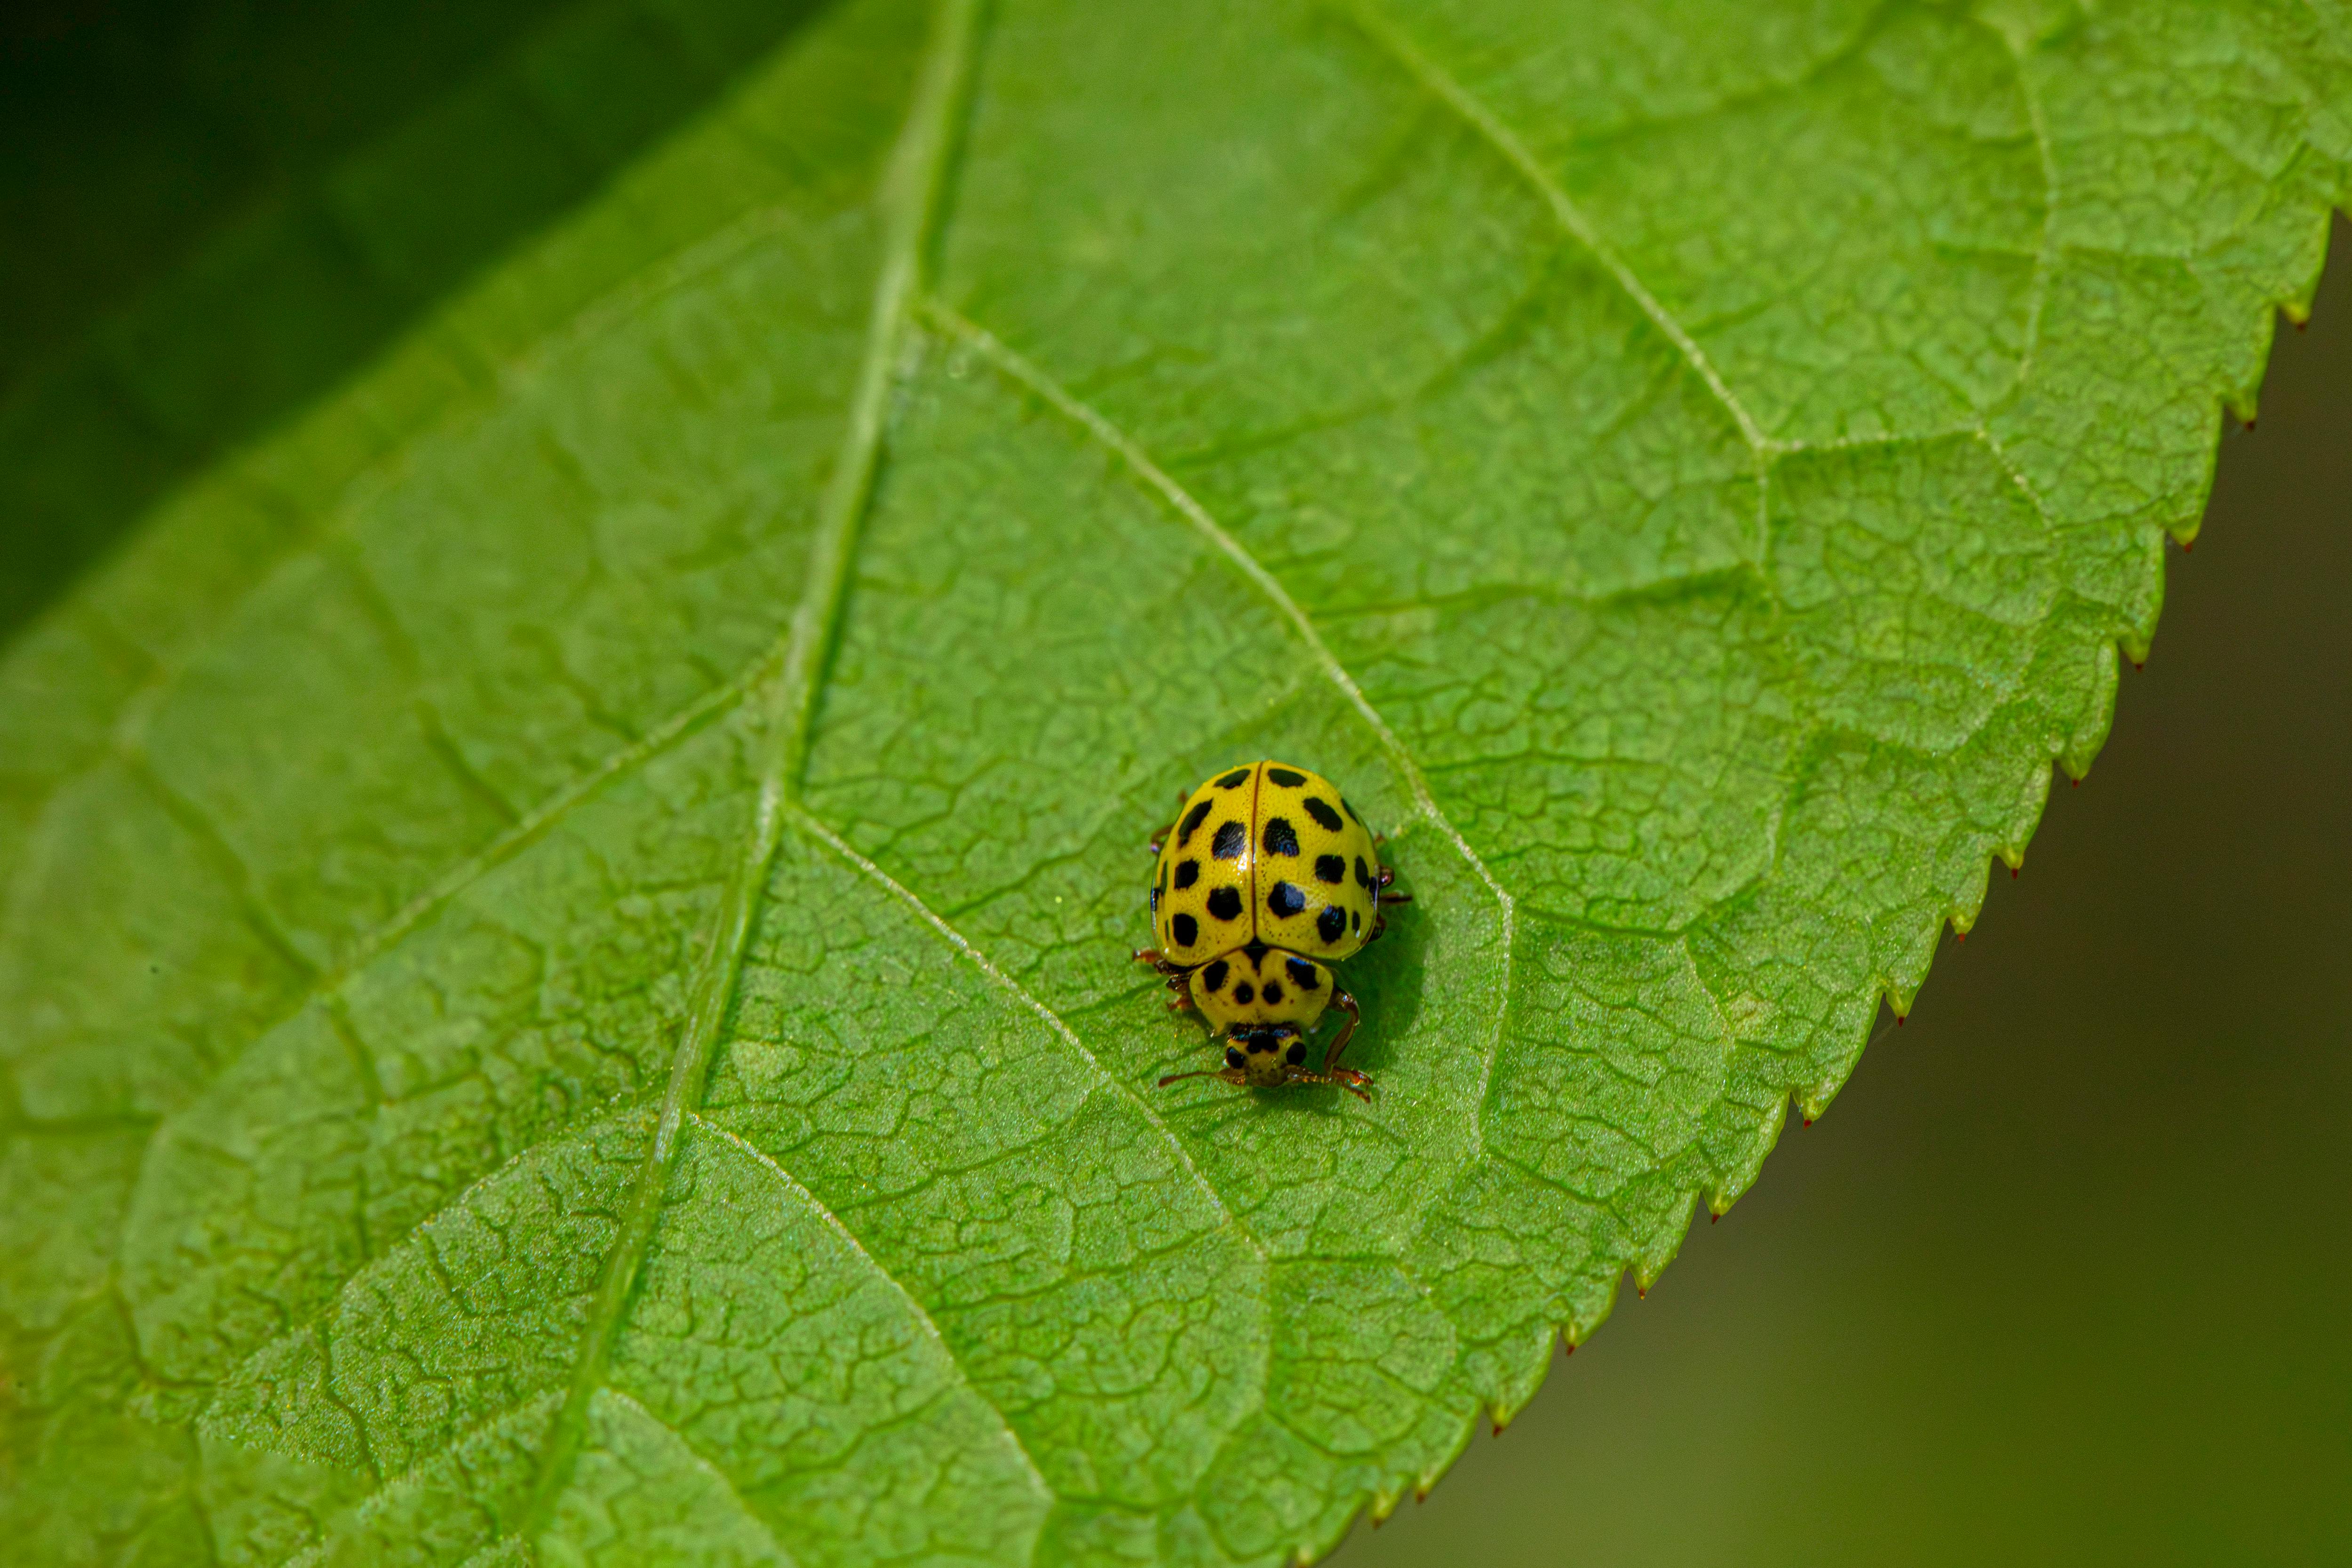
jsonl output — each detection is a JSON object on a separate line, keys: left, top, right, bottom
{"left": 1133, "top": 760, "right": 1407, "bottom": 1100}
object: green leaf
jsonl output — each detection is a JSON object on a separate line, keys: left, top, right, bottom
{"left": 3, "top": 0, "right": 2344, "bottom": 1564}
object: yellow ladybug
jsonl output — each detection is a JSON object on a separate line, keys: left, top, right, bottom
{"left": 1136, "top": 761, "right": 1407, "bottom": 1100}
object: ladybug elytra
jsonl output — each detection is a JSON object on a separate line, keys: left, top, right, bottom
{"left": 1136, "top": 761, "right": 1406, "bottom": 1101}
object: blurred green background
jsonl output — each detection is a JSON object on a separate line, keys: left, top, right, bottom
{"left": 8, "top": 3, "right": 2348, "bottom": 1562}
{"left": 1335, "top": 228, "right": 2352, "bottom": 1568}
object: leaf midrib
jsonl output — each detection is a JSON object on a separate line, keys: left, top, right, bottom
{"left": 517, "top": 0, "right": 988, "bottom": 1525}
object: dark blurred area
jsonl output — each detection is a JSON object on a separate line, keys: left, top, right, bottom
{"left": 0, "top": 0, "right": 818, "bottom": 639}
{"left": 1339, "top": 220, "right": 2352, "bottom": 1566}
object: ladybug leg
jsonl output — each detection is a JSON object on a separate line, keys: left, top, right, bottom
{"left": 1294, "top": 990, "right": 1371, "bottom": 1099}
{"left": 1320, "top": 989, "right": 1360, "bottom": 1067}
{"left": 1134, "top": 948, "right": 1191, "bottom": 991}
{"left": 1289, "top": 1066, "right": 1372, "bottom": 1101}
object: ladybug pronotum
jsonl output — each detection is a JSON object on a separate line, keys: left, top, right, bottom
{"left": 1135, "top": 760, "right": 1407, "bottom": 1101}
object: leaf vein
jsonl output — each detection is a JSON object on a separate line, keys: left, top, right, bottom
{"left": 790, "top": 806, "right": 1262, "bottom": 1258}
{"left": 1340, "top": 1, "right": 1768, "bottom": 455}
{"left": 1343, "top": 0, "right": 1781, "bottom": 569}
{"left": 688, "top": 1111, "right": 1054, "bottom": 1509}
{"left": 104, "top": 677, "right": 746, "bottom": 1342}
{"left": 521, "top": 0, "right": 988, "bottom": 1528}
{"left": 915, "top": 299, "right": 1519, "bottom": 1148}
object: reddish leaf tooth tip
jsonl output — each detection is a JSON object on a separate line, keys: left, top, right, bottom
{"left": 1895, "top": 1013, "right": 1906, "bottom": 1026}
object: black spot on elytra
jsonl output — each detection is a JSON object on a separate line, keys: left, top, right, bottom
{"left": 1352, "top": 908, "right": 1362, "bottom": 933}
{"left": 1286, "top": 1040, "right": 1307, "bottom": 1066}
{"left": 1286, "top": 955, "right": 1319, "bottom": 990}
{"left": 1261, "top": 979, "right": 1284, "bottom": 1005}
{"left": 1353, "top": 855, "right": 1372, "bottom": 890}
{"left": 1302, "top": 796, "right": 1343, "bottom": 832}
{"left": 1225, "top": 1045, "right": 1246, "bottom": 1068}
{"left": 1201, "top": 959, "right": 1229, "bottom": 992}
{"left": 1216, "top": 767, "right": 1252, "bottom": 789}
{"left": 1263, "top": 817, "right": 1300, "bottom": 857}
{"left": 1243, "top": 940, "right": 1269, "bottom": 963}
{"left": 1172, "top": 913, "right": 1198, "bottom": 946}
{"left": 1207, "top": 886, "right": 1243, "bottom": 922}
{"left": 1174, "top": 859, "right": 1200, "bottom": 889}
{"left": 1317, "top": 906, "right": 1347, "bottom": 944}
{"left": 1211, "top": 819, "right": 1247, "bottom": 860}
{"left": 1177, "top": 799, "right": 1213, "bottom": 847}
{"left": 1151, "top": 884, "right": 1160, "bottom": 915}
{"left": 1233, "top": 981, "right": 1255, "bottom": 1004}
{"left": 1266, "top": 767, "right": 1306, "bottom": 788}
{"left": 1268, "top": 881, "right": 1307, "bottom": 918}
{"left": 1314, "top": 854, "right": 1345, "bottom": 885}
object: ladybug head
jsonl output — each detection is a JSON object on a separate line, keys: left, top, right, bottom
{"left": 1155, "top": 1025, "right": 1368, "bottom": 1102}
{"left": 1155, "top": 1025, "right": 1305, "bottom": 1092}
{"left": 1221, "top": 1025, "right": 1307, "bottom": 1087}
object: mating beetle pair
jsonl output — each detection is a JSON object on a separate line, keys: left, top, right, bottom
{"left": 1133, "top": 761, "right": 1406, "bottom": 1100}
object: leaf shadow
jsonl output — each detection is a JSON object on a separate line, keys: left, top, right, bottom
{"left": 0, "top": 0, "right": 835, "bottom": 643}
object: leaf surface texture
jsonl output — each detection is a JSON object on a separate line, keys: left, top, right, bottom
{"left": 3, "top": 0, "right": 2345, "bottom": 1563}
